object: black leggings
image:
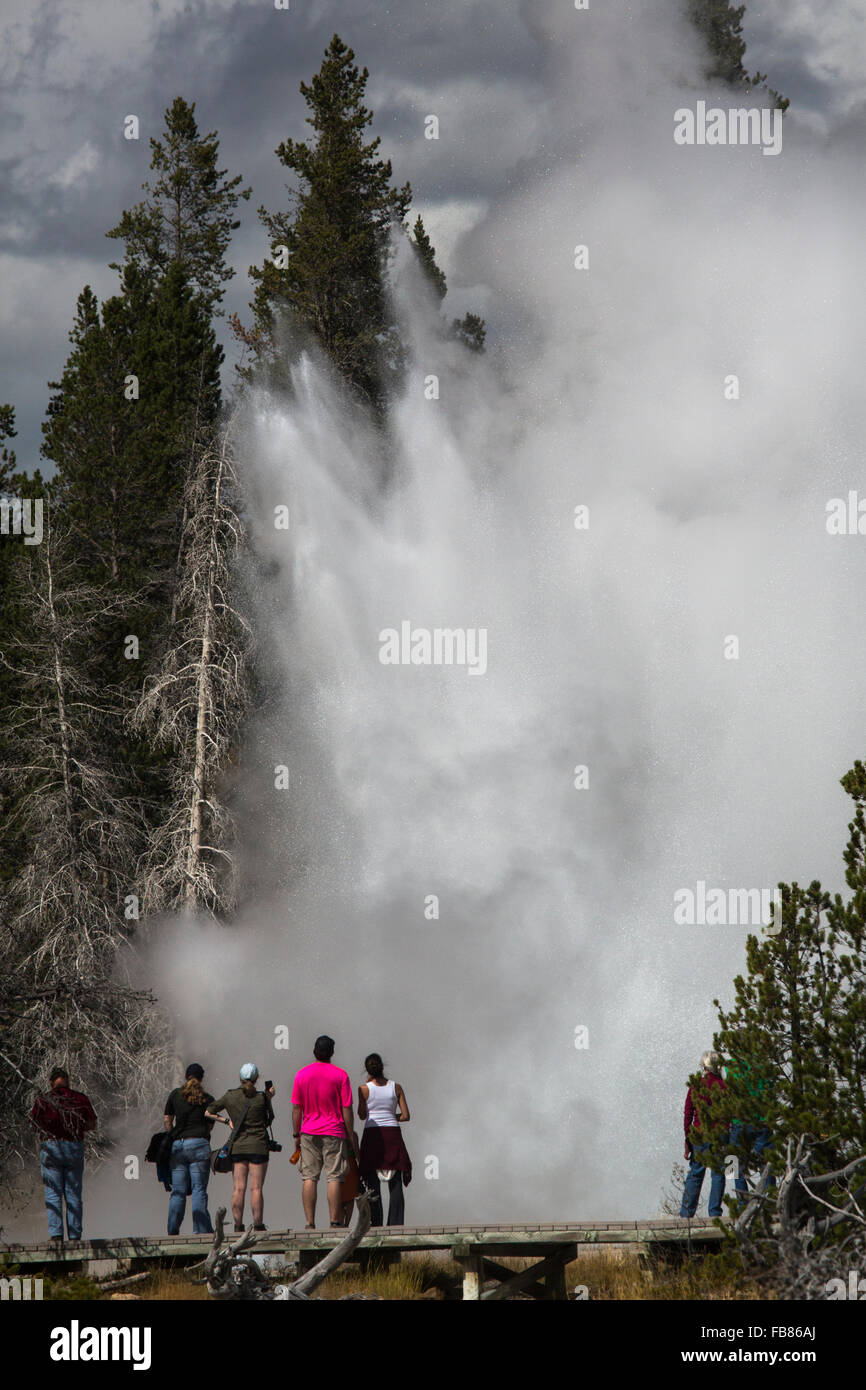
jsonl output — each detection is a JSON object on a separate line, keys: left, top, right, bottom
{"left": 364, "top": 1172, "right": 405, "bottom": 1226}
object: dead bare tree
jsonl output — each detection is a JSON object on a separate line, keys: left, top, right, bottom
{"left": 0, "top": 509, "right": 172, "bottom": 1180}
{"left": 732, "top": 1134, "right": 866, "bottom": 1297}
{"left": 204, "top": 1194, "right": 372, "bottom": 1300}
{"left": 203, "top": 1212, "right": 276, "bottom": 1300}
{"left": 129, "top": 429, "right": 251, "bottom": 919}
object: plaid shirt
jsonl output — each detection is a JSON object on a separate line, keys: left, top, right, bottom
{"left": 684, "top": 1071, "right": 725, "bottom": 1139}
{"left": 30, "top": 1085, "right": 97, "bottom": 1141}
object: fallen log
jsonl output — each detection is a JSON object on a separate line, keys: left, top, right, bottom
{"left": 205, "top": 1192, "right": 372, "bottom": 1300}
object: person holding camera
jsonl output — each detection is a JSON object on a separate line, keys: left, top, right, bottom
{"left": 206, "top": 1063, "right": 277, "bottom": 1232}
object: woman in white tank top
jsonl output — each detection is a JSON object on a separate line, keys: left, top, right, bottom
{"left": 357, "top": 1052, "right": 412, "bottom": 1226}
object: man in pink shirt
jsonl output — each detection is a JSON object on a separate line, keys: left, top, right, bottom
{"left": 291, "top": 1036, "right": 359, "bottom": 1228}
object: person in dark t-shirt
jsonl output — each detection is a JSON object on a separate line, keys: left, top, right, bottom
{"left": 163, "top": 1063, "right": 215, "bottom": 1234}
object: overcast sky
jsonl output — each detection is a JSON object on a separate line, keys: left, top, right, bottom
{"left": 1, "top": 0, "right": 864, "bottom": 469}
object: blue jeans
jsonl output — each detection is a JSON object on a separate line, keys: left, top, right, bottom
{"left": 168, "top": 1138, "right": 213, "bottom": 1234}
{"left": 680, "top": 1143, "right": 725, "bottom": 1218}
{"left": 730, "top": 1123, "right": 775, "bottom": 1197}
{"left": 40, "top": 1140, "right": 84, "bottom": 1239}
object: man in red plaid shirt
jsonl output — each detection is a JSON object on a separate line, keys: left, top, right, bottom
{"left": 30, "top": 1066, "right": 97, "bottom": 1242}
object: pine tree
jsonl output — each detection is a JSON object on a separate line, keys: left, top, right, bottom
{"left": 107, "top": 96, "right": 250, "bottom": 316}
{"left": 0, "top": 409, "right": 51, "bottom": 888}
{"left": 43, "top": 266, "right": 221, "bottom": 609}
{"left": 700, "top": 766, "right": 866, "bottom": 1213}
{"left": 0, "top": 404, "right": 16, "bottom": 484}
{"left": 411, "top": 215, "right": 447, "bottom": 301}
{"left": 830, "top": 762, "right": 866, "bottom": 1131}
{"left": 687, "top": 0, "right": 748, "bottom": 85}
{"left": 451, "top": 312, "right": 487, "bottom": 354}
{"left": 40, "top": 264, "right": 224, "bottom": 909}
{"left": 0, "top": 407, "right": 23, "bottom": 890}
{"left": 409, "top": 215, "right": 487, "bottom": 352}
{"left": 686, "top": 1, "right": 789, "bottom": 110}
{"left": 242, "top": 34, "right": 412, "bottom": 409}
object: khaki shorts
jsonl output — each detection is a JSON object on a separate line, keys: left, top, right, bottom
{"left": 299, "top": 1133, "right": 349, "bottom": 1183}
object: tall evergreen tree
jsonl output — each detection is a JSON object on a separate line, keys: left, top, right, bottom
{"left": 241, "top": 34, "right": 412, "bottom": 409}
{"left": 0, "top": 408, "right": 51, "bottom": 888}
{"left": 698, "top": 765, "right": 866, "bottom": 1226}
{"left": 686, "top": 1, "right": 789, "bottom": 109}
{"left": 107, "top": 96, "right": 250, "bottom": 317}
{"left": 0, "top": 403, "right": 16, "bottom": 484}
{"left": 410, "top": 215, "right": 447, "bottom": 302}
{"left": 40, "top": 263, "right": 224, "bottom": 912}
{"left": 409, "top": 215, "right": 486, "bottom": 352}
{"left": 687, "top": 0, "right": 748, "bottom": 85}
{"left": 42, "top": 266, "right": 221, "bottom": 610}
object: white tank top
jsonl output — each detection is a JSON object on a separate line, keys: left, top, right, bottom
{"left": 363, "top": 1078, "right": 399, "bottom": 1128}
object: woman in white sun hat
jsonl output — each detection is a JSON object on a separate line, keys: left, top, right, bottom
{"left": 206, "top": 1063, "right": 276, "bottom": 1231}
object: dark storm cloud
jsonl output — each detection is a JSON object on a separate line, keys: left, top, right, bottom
{"left": 0, "top": 1, "right": 853, "bottom": 469}
{"left": 1, "top": 0, "right": 546, "bottom": 466}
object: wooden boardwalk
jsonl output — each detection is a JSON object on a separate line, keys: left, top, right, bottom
{"left": 2, "top": 1219, "right": 723, "bottom": 1300}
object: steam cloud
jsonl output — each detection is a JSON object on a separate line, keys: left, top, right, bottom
{"left": 11, "top": 2, "right": 865, "bottom": 1237}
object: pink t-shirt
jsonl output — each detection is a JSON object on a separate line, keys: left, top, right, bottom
{"left": 291, "top": 1062, "right": 352, "bottom": 1137}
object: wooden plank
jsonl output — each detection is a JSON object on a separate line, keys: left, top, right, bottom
{"left": 481, "top": 1248, "right": 575, "bottom": 1302}
{"left": 479, "top": 1256, "right": 549, "bottom": 1300}
{"left": 0, "top": 1222, "right": 724, "bottom": 1269}
{"left": 455, "top": 1252, "right": 483, "bottom": 1301}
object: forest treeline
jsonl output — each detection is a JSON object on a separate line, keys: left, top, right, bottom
{"left": 0, "top": 34, "right": 486, "bottom": 1176}
{"left": 4, "top": 8, "right": 848, "bottom": 1230}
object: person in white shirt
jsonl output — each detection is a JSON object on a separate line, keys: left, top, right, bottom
{"left": 357, "top": 1052, "right": 412, "bottom": 1226}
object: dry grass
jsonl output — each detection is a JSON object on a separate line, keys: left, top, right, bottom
{"left": 66, "top": 1246, "right": 768, "bottom": 1301}
{"left": 309, "top": 1253, "right": 459, "bottom": 1300}
{"left": 566, "top": 1251, "right": 767, "bottom": 1301}
{"left": 134, "top": 1267, "right": 211, "bottom": 1301}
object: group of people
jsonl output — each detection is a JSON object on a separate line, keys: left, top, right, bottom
{"left": 679, "top": 1049, "right": 774, "bottom": 1218}
{"left": 30, "top": 1043, "right": 770, "bottom": 1242}
{"left": 29, "top": 1037, "right": 412, "bottom": 1241}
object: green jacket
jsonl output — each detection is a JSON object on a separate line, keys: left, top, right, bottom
{"left": 209, "top": 1087, "right": 273, "bottom": 1156}
{"left": 726, "top": 1060, "right": 772, "bottom": 1126}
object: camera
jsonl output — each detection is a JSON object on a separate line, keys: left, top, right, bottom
{"left": 267, "top": 1139, "right": 283, "bottom": 1152}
